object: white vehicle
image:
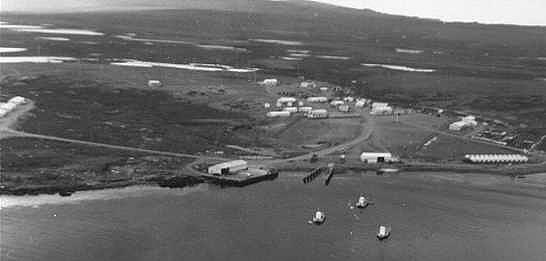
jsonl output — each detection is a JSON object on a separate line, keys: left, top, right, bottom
{"left": 355, "top": 195, "right": 369, "bottom": 208}
{"left": 377, "top": 225, "right": 391, "bottom": 240}
{"left": 312, "top": 210, "right": 326, "bottom": 224}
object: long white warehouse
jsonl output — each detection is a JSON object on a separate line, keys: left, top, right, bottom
{"left": 464, "top": 154, "right": 528, "bottom": 164}
{"left": 360, "top": 152, "right": 397, "bottom": 163}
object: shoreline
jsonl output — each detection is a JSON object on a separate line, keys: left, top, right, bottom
{"left": 2, "top": 161, "right": 545, "bottom": 196}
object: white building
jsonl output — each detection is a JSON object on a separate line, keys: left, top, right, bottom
{"left": 282, "top": 107, "right": 298, "bottom": 113}
{"left": 360, "top": 152, "right": 397, "bottom": 163}
{"left": 299, "top": 81, "right": 316, "bottom": 88}
{"left": 338, "top": 104, "right": 350, "bottom": 112}
{"left": 306, "top": 97, "right": 328, "bottom": 103}
{"left": 370, "top": 102, "right": 393, "bottom": 115}
{"left": 319, "top": 87, "right": 328, "bottom": 92}
{"left": 264, "top": 103, "right": 271, "bottom": 109}
{"left": 343, "top": 97, "right": 354, "bottom": 103}
{"left": 208, "top": 160, "right": 248, "bottom": 175}
{"left": 267, "top": 111, "right": 291, "bottom": 117}
{"left": 298, "top": 106, "right": 313, "bottom": 113}
{"left": 464, "top": 154, "right": 528, "bottom": 164}
{"left": 277, "top": 97, "right": 297, "bottom": 104}
{"left": 261, "top": 78, "right": 279, "bottom": 87}
{"left": 307, "top": 109, "right": 328, "bottom": 119}
{"left": 147, "top": 80, "right": 162, "bottom": 88}
{"left": 330, "top": 100, "right": 344, "bottom": 107}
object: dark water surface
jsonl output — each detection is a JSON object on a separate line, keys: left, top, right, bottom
{"left": 2, "top": 172, "right": 546, "bottom": 261}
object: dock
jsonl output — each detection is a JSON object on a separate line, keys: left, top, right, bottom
{"left": 200, "top": 168, "right": 279, "bottom": 187}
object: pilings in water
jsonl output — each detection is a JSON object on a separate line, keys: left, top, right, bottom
{"left": 302, "top": 163, "right": 336, "bottom": 185}
{"left": 302, "top": 167, "right": 326, "bottom": 184}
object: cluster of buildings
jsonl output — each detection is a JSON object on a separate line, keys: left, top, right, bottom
{"left": 0, "top": 96, "right": 28, "bottom": 118}
{"left": 449, "top": 115, "right": 478, "bottom": 131}
{"left": 463, "top": 154, "right": 528, "bottom": 164}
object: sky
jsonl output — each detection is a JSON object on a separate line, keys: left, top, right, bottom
{"left": 311, "top": 0, "right": 546, "bottom": 26}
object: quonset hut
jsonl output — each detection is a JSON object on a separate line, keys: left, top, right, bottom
{"left": 464, "top": 154, "right": 528, "bottom": 164}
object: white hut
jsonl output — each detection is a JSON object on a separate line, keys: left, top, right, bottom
{"left": 306, "top": 97, "right": 328, "bottom": 103}
{"left": 343, "top": 97, "right": 354, "bottom": 103}
{"left": 370, "top": 102, "right": 393, "bottom": 115}
{"left": 277, "top": 97, "right": 297, "bottom": 104}
{"left": 298, "top": 106, "right": 313, "bottom": 113}
{"left": 147, "top": 80, "right": 162, "bottom": 88}
{"left": 283, "top": 107, "right": 298, "bottom": 113}
{"left": 299, "top": 81, "right": 316, "bottom": 88}
{"left": 267, "top": 111, "right": 291, "bottom": 117}
{"left": 330, "top": 100, "right": 344, "bottom": 107}
{"left": 307, "top": 109, "right": 328, "bottom": 119}
{"left": 360, "top": 152, "right": 397, "bottom": 163}
{"left": 261, "top": 79, "right": 279, "bottom": 87}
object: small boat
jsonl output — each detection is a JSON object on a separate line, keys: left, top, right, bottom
{"left": 312, "top": 210, "right": 326, "bottom": 225}
{"left": 377, "top": 225, "right": 391, "bottom": 240}
{"left": 355, "top": 195, "right": 369, "bottom": 208}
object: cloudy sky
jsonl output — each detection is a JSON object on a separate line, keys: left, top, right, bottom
{"left": 313, "top": 0, "right": 546, "bottom": 26}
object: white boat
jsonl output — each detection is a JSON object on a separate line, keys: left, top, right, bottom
{"left": 377, "top": 225, "right": 391, "bottom": 240}
{"left": 312, "top": 210, "right": 326, "bottom": 224}
{"left": 355, "top": 195, "right": 369, "bottom": 208}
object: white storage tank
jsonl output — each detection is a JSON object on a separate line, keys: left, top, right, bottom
{"left": 208, "top": 160, "right": 248, "bottom": 175}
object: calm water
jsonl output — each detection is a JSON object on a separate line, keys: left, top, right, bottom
{"left": 2, "top": 172, "right": 546, "bottom": 261}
